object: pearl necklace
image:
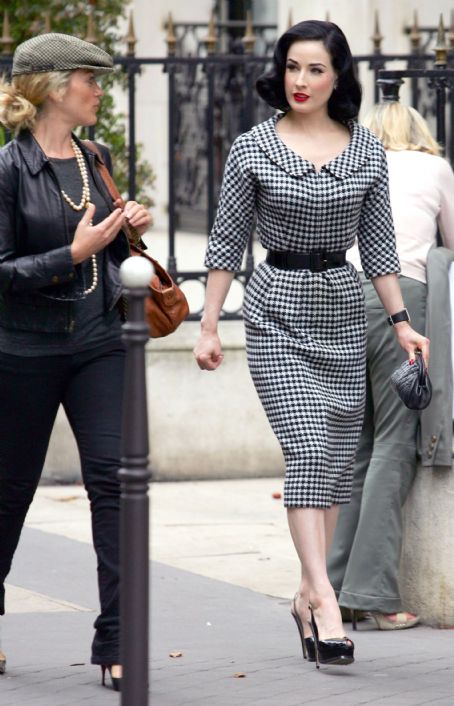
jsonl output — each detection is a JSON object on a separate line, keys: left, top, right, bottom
{"left": 61, "top": 139, "right": 98, "bottom": 295}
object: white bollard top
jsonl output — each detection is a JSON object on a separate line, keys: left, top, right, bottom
{"left": 120, "top": 256, "right": 154, "bottom": 288}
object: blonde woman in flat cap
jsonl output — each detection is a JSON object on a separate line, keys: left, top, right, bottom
{"left": 0, "top": 33, "right": 151, "bottom": 691}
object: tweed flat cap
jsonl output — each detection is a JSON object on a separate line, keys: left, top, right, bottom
{"left": 12, "top": 33, "right": 113, "bottom": 77}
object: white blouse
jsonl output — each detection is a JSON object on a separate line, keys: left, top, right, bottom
{"left": 348, "top": 149, "right": 454, "bottom": 283}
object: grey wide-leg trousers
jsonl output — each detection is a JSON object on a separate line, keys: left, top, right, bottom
{"left": 327, "top": 275, "right": 426, "bottom": 613}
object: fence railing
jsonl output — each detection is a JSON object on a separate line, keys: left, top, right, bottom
{"left": 1, "top": 8, "right": 454, "bottom": 320}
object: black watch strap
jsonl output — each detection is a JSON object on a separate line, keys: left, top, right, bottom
{"left": 387, "top": 308, "right": 411, "bottom": 326}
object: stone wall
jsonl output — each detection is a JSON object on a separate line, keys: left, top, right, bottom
{"left": 400, "top": 468, "right": 454, "bottom": 627}
{"left": 42, "top": 321, "right": 454, "bottom": 626}
{"left": 42, "top": 321, "right": 285, "bottom": 482}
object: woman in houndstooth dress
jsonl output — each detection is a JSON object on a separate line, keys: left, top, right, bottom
{"left": 194, "top": 20, "right": 429, "bottom": 666}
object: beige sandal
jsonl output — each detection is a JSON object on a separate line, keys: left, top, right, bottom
{"left": 0, "top": 649, "right": 6, "bottom": 674}
{"left": 370, "top": 611, "right": 420, "bottom": 630}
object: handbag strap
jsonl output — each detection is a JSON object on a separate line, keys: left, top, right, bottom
{"left": 82, "top": 139, "right": 141, "bottom": 245}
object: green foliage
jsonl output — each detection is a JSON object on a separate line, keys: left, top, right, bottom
{"left": 0, "top": 1, "right": 126, "bottom": 47}
{"left": 0, "top": 0, "right": 155, "bottom": 207}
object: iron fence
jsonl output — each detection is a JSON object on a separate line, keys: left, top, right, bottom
{"left": 1, "top": 9, "right": 454, "bottom": 320}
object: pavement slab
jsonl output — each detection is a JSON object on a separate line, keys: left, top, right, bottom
{"left": 1, "top": 481, "right": 454, "bottom": 705}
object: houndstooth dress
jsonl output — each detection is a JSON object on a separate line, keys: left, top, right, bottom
{"left": 205, "top": 114, "right": 400, "bottom": 508}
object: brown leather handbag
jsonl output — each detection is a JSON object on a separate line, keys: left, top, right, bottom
{"left": 84, "top": 140, "right": 189, "bottom": 338}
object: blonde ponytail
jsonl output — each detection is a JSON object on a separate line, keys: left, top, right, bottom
{"left": 0, "top": 81, "right": 36, "bottom": 132}
{"left": 363, "top": 102, "right": 441, "bottom": 156}
{"left": 0, "top": 71, "right": 72, "bottom": 133}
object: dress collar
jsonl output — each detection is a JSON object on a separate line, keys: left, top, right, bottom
{"left": 251, "top": 113, "right": 374, "bottom": 180}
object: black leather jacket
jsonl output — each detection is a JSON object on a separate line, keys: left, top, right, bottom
{"left": 0, "top": 130, "right": 130, "bottom": 334}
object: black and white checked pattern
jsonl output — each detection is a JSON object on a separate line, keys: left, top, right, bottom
{"left": 206, "top": 115, "right": 400, "bottom": 508}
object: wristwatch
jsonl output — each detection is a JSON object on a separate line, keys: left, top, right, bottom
{"left": 387, "top": 308, "right": 411, "bottom": 326}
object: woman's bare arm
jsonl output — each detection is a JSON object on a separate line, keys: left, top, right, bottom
{"left": 194, "top": 269, "right": 235, "bottom": 370}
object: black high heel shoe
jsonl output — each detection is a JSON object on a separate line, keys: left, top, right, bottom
{"left": 101, "top": 664, "right": 122, "bottom": 692}
{"left": 308, "top": 605, "right": 354, "bottom": 669}
{"left": 290, "top": 597, "right": 315, "bottom": 662}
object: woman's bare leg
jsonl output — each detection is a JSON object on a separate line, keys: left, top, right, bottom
{"left": 288, "top": 506, "right": 345, "bottom": 640}
{"left": 325, "top": 505, "right": 340, "bottom": 555}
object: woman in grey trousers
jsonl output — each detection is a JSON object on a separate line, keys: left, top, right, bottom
{"left": 327, "top": 101, "right": 454, "bottom": 629}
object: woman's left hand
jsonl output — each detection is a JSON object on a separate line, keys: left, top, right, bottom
{"left": 393, "top": 322, "right": 430, "bottom": 368}
{"left": 115, "top": 199, "right": 153, "bottom": 236}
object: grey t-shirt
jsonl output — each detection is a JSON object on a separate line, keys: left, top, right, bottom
{"left": 0, "top": 155, "right": 123, "bottom": 356}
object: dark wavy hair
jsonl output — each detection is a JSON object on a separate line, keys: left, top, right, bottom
{"left": 256, "top": 20, "right": 361, "bottom": 123}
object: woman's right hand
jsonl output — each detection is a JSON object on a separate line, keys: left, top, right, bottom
{"left": 194, "top": 330, "right": 224, "bottom": 370}
{"left": 71, "top": 203, "right": 126, "bottom": 265}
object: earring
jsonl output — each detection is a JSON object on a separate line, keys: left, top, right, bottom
{"left": 333, "top": 81, "right": 338, "bottom": 91}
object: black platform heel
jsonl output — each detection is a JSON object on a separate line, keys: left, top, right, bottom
{"left": 308, "top": 605, "right": 354, "bottom": 669}
{"left": 101, "top": 664, "right": 122, "bottom": 692}
{"left": 290, "top": 597, "right": 315, "bottom": 662}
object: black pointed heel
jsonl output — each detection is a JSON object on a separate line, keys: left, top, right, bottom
{"left": 308, "top": 605, "right": 354, "bottom": 669}
{"left": 340, "top": 605, "right": 367, "bottom": 630}
{"left": 290, "top": 598, "right": 315, "bottom": 662}
{"left": 101, "top": 664, "right": 122, "bottom": 692}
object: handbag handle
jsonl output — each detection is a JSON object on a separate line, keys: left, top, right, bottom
{"left": 416, "top": 352, "right": 427, "bottom": 388}
{"left": 83, "top": 140, "right": 141, "bottom": 246}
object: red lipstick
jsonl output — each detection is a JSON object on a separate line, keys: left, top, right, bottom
{"left": 294, "top": 93, "right": 309, "bottom": 102}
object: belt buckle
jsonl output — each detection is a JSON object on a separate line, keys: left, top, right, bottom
{"left": 310, "top": 252, "right": 328, "bottom": 272}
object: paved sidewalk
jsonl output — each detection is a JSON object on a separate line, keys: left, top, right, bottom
{"left": 1, "top": 479, "right": 454, "bottom": 706}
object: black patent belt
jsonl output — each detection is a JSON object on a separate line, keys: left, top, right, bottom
{"left": 266, "top": 249, "right": 347, "bottom": 272}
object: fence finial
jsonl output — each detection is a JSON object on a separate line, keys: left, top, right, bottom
{"left": 85, "top": 7, "right": 97, "bottom": 44}
{"left": 1, "top": 9, "right": 13, "bottom": 55}
{"left": 434, "top": 13, "right": 447, "bottom": 66}
{"left": 242, "top": 10, "right": 256, "bottom": 54}
{"left": 166, "top": 12, "right": 177, "bottom": 56}
{"left": 287, "top": 10, "right": 293, "bottom": 29}
{"left": 409, "top": 10, "right": 421, "bottom": 52}
{"left": 448, "top": 10, "right": 454, "bottom": 49}
{"left": 203, "top": 11, "right": 217, "bottom": 55}
{"left": 371, "top": 10, "right": 383, "bottom": 54}
{"left": 126, "top": 10, "right": 137, "bottom": 56}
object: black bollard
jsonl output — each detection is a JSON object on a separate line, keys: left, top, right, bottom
{"left": 376, "top": 77, "right": 404, "bottom": 102}
{"left": 119, "top": 257, "right": 153, "bottom": 706}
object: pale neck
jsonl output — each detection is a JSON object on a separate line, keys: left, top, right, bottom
{"left": 32, "top": 117, "right": 75, "bottom": 159}
{"left": 282, "top": 108, "right": 337, "bottom": 136}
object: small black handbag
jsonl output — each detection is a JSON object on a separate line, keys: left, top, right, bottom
{"left": 390, "top": 353, "right": 432, "bottom": 410}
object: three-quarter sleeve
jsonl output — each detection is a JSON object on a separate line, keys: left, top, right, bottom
{"left": 205, "top": 135, "right": 256, "bottom": 271}
{"left": 357, "top": 144, "right": 401, "bottom": 279}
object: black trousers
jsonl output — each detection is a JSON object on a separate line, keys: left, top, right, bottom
{"left": 0, "top": 342, "right": 125, "bottom": 665}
